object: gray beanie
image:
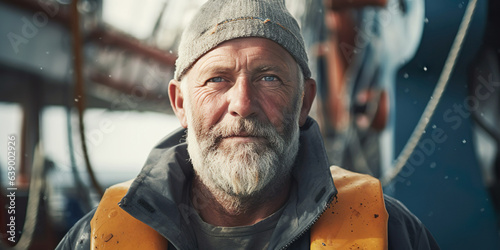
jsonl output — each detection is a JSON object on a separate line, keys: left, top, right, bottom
{"left": 174, "top": 0, "right": 311, "bottom": 81}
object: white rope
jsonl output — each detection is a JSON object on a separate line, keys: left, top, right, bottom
{"left": 382, "top": 0, "right": 479, "bottom": 186}
{"left": 11, "top": 144, "right": 44, "bottom": 250}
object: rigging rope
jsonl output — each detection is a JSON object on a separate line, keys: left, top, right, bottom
{"left": 382, "top": 0, "right": 479, "bottom": 186}
{"left": 70, "top": 0, "right": 104, "bottom": 196}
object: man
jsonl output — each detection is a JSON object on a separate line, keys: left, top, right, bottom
{"left": 57, "top": 0, "right": 439, "bottom": 249}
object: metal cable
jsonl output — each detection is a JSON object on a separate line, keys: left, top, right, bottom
{"left": 66, "top": 94, "right": 92, "bottom": 212}
{"left": 381, "top": 0, "right": 479, "bottom": 186}
{"left": 70, "top": 0, "right": 104, "bottom": 197}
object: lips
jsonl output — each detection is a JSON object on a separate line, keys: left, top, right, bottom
{"left": 227, "top": 133, "right": 252, "bottom": 138}
{"left": 224, "top": 135, "right": 259, "bottom": 139}
{"left": 222, "top": 131, "right": 256, "bottom": 138}
{"left": 221, "top": 133, "right": 264, "bottom": 142}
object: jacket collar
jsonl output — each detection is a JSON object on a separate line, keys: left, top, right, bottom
{"left": 119, "top": 117, "right": 336, "bottom": 249}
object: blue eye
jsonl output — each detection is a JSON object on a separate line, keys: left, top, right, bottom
{"left": 261, "top": 76, "right": 278, "bottom": 81}
{"left": 207, "top": 77, "right": 226, "bottom": 83}
{"left": 258, "top": 76, "right": 281, "bottom": 87}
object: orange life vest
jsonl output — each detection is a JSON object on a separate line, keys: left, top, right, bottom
{"left": 90, "top": 166, "right": 388, "bottom": 249}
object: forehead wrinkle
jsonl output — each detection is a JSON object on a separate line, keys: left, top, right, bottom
{"left": 195, "top": 54, "right": 238, "bottom": 75}
{"left": 244, "top": 50, "right": 293, "bottom": 71}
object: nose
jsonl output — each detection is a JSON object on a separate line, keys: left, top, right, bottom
{"left": 227, "top": 77, "right": 258, "bottom": 118}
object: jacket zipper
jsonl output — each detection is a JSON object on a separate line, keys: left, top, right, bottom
{"left": 279, "top": 193, "right": 336, "bottom": 249}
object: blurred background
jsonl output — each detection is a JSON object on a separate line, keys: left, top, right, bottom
{"left": 0, "top": 0, "right": 498, "bottom": 249}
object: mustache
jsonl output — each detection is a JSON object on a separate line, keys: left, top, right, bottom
{"left": 208, "top": 118, "right": 282, "bottom": 147}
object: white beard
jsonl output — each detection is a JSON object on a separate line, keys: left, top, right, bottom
{"left": 184, "top": 97, "right": 302, "bottom": 199}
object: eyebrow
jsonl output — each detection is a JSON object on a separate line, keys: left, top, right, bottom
{"left": 252, "top": 65, "right": 287, "bottom": 75}
{"left": 199, "top": 66, "right": 232, "bottom": 76}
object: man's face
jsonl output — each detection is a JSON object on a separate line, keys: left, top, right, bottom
{"left": 170, "top": 38, "right": 314, "bottom": 198}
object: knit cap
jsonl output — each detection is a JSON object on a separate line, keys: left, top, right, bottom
{"left": 174, "top": 0, "right": 311, "bottom": 80}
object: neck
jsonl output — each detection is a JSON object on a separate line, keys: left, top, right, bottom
{"left": 191, "top": 175, "right": 291, "bottom": 227}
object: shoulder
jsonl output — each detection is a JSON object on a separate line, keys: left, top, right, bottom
{"left": 56, "top": 180, "right": 135, "bottom": 250}
{"left": 55, "top": 207, "right": 96, "bottom": 250}
{"left": 384, "top": 195, "right": 440, "bottom": 250}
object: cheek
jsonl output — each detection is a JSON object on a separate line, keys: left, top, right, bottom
{"left": 258, "top": 90, "right": 297, "bottom": 132}
{"left": 190, "top": 90, "right": 227, "bottom": 126}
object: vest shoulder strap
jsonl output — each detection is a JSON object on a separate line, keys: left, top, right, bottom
{"left": 90, "top": 179, "right": 168, "bottom": 250}
{"left": 310, "top": 166, "right": 389, "bottom": 249}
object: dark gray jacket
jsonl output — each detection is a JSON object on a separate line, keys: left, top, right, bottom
{"left": 56, "top": 118, "right": 439, "bottom": 249}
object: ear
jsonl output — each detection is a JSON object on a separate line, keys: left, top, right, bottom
{"left": 168, "top": 79, "right": 188, "bottom": 128}
{"left": 299, "top": 78, "right": 316, "bottom": 126}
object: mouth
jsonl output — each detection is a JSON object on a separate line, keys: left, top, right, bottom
{"left": 222, "top": 134, "right": 264, "bottom": 142}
